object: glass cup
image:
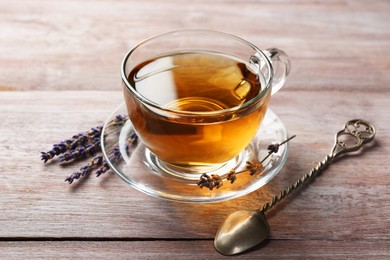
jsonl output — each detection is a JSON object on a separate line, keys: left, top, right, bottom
{"left": 121, "top": 29, "right": 290, "bottom": 177}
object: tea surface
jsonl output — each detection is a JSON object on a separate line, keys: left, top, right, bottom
{"left": 129, "top": 52, "right": 262, "bottom": 111}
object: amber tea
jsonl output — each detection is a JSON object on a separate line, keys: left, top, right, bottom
{"left": 124, "top": 52, "right": 270, "bottom": 168}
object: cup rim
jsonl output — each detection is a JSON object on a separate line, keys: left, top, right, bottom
{"left": 121, "top": 29, "right": 274, "bottom": 116}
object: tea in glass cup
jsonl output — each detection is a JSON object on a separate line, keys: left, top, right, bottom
{"left": 122, "top": 30, "right": 290, "bottom": 176}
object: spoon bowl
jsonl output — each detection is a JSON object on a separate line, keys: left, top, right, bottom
{"left": 214, "top": 210, "right": 269, "bottom": 255}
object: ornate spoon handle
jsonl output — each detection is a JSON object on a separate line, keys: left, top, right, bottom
{"left": 259, "top": 119, "right": 376, "bottom": 213}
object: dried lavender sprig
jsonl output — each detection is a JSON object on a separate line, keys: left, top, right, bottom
{"left": 95, "top": 147, "right": 121, "bottom": 177}
{"left": 65, "top": 155, "right": 104, "bottom": 184}
{"left": 95, "top": 129, "right": 137, "bottom": 178}
{"left": 41, "top": 127, "right": 102, "bottom": 163}
{"left": 63, "top": 117, "right": 137, "bottom": 184}
{"left": 65, "top": 138, "right": 135, "bottom": 184}
{"left": 197, "top": 161, "right": 261, "bottom": 190}
{"left": 59, "top": 138, "right": 100, "bottom": 162}
{"left": 197, "top": 135, "right": 296, "bottom": 190}
{"left": 41, "top": 115, "right": 127, "bottom": 163}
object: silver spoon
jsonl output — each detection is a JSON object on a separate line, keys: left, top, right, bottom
{"left": 215, "top": 119, "right": 376, "bottom": 256}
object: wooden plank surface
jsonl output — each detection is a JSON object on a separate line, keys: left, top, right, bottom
{"left": 0, "top": 91, "right": 389, "bottom": 243}
{"left": 0, "top": 240, "right": 389, "bottom": 259}
{"left": 1, "top": 0, "right": 390, "bottom": 258}
{"left": 0, "top": 0, "right": 389, "bottom": 92}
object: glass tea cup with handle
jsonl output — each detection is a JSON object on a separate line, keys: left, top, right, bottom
{"left": 121, "top": 29, "right": 290, "bottom": 178}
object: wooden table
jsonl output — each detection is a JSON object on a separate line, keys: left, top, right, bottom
{"left": 1, "top": 0, "right": 389, "bottom": 258}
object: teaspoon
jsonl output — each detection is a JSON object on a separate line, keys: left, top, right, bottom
{"left": 214, "top": 119, "right": 376, "bottom": 255}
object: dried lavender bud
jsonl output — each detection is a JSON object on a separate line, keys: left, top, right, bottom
{"left": 226, "top": 170, "right": 237, "bottom": 184}
{"left": 111, "top": 147, "right": 121, "bottom": 160}
{"left": 108, "top": 115, "right": 128, "bottom": 128}
{"left": 65, "top": 172, "right": 81, "bottom": 184}
{"left": 126, "top": 132, "right": 139, "bottom": 152}
{"left": 89, "top": 127, "right": 103, "bottom": 138}
{"left": 197, "top": 173, "right": 223, "bottom": 190}
{"left": 197, "top": 173, "right": 214, "bottom": 190}
{"left": 95, "top": 161, "right": 110, "bottom": 177}
{"left": 246, "top": 161, "right": 261, "bottom": 175}
{"left": 267, "top": 143, "right": 280, "bottom": 153}
{"left": 40, "top": 152, "right": 51, "bottom": 163}
{"left": 115, "top": 115, "right": 126, "bottom": 122}
{"left": 211, "top": 174, "right": 223, "bottom": 189}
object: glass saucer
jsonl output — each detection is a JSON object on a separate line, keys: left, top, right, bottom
{"left": 101, "top": 103, "right": 289, "bottom": 203}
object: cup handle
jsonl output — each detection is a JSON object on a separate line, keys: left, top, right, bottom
{"left": 263, "top": 48, "right": 291, "bottom": 95}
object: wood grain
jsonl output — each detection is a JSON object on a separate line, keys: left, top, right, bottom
{"left": 0, "top": 91, "right": 388, "bottom": 241}
{"left": 0, "top": 0, "right": 389, "bottom": 92}
{"left": 1, "top": 0, "right": 390, "bottom": 258}
{"left": 0, "top": 240, "right": 389, "bottom": 259}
